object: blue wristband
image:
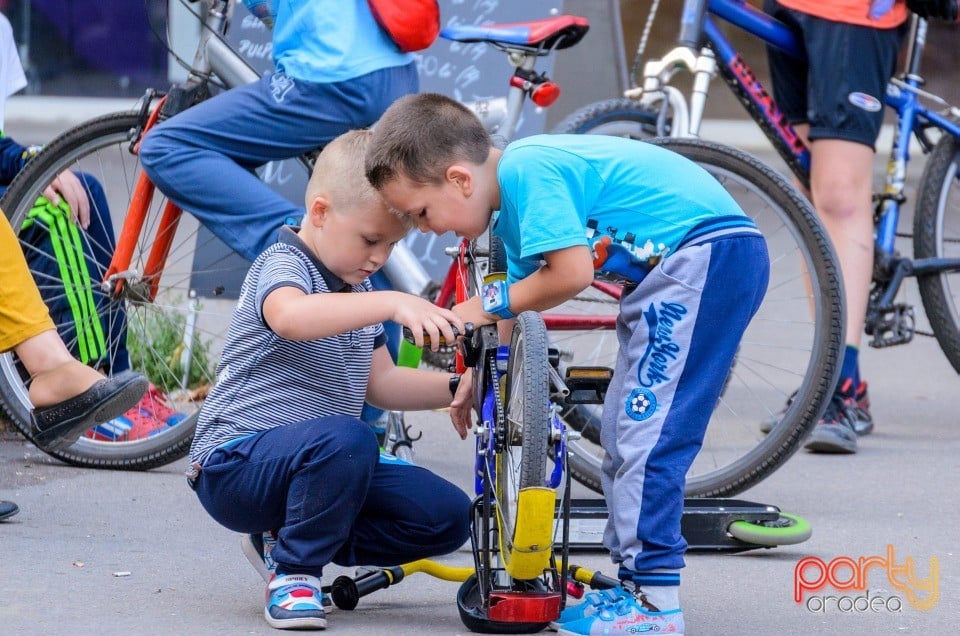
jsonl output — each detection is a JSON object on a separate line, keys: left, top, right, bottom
{"left": 481, "top": 274, "right": 514, "bottom": 319}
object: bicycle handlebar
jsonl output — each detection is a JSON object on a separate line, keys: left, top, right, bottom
{"left": 401, "top": 323, "right": 476, "bottom": 347}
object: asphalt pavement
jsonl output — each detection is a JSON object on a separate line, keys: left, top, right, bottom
{"left": 1, "top": 107, "right": 957, "bottom": 634}
{"left": 1, "top": 327, "right": 957, "bottom": 635}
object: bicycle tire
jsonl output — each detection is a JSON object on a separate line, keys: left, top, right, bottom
{"left": 496, "top": 311, "right": 553, "bottom": 580}
{"left": 914, "top": 133, "right": 960, "bottom": 374}
{"left": 0, "top": 111, "right": 253, "bottom": 469}
{"left": 550, "top": 104, "right": 843, "bottom": 497}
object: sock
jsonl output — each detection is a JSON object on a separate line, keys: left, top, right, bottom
{"left": 619, "top": 567, "right": 681, "bottom": 611}
{"left": 839, "top": 344, "right": 860, "bottom": 392}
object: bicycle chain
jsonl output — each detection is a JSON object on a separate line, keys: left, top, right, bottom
{"left": 490, "top": 351, "right": 507, "bottom": 455}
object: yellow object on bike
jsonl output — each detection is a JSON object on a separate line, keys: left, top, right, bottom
{"left": 400, "top": 558, "right": 473, "bottom": 582}
{"left": 500, "top": 486, "right": 556, "bottom": 580}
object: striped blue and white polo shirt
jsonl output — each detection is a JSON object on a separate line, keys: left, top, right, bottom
{"left": 189, "top": 227, "right": 386, "bottom": 465}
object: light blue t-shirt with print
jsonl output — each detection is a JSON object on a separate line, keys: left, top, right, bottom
{"left": 272, "top": 0, "right": 412, "bottom": 83}
{"left": 493, "top": 134, "right": 747, "bottom": 284}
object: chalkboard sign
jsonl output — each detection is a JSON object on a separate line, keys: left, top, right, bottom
{"left": 192, "top": 0, "right": 626, "bottom": 293}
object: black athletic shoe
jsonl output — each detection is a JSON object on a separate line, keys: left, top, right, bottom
{"left": 849, "top": 381, "right": 873, "bottom": 436}
{"left": 0, "top": 500, "right": 19, "bottom": 521}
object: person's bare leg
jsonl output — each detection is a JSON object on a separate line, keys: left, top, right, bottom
{"left": 789, "top": 125, "right": 873, "bottom": 349}
{"left": 807, "top": 138, "right": 875, "bottom": 347}
{"left": 14, "top": 329, "right": 104, "bottom": 408}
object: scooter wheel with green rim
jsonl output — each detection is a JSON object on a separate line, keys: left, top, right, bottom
{"left": 727, "top": 512, "right": 812, "bottom": 546}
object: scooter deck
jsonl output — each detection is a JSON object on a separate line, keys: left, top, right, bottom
{"left": 557, "top": 498, "right": 785, "bottom": 552}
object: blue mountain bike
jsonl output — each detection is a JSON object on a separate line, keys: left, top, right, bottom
{"left": 558, "top": 0, "right": 960, "bottom": 369}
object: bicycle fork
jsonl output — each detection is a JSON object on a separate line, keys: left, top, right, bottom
{"left": 102, "top": 94, "right": 185, "bottom": 304}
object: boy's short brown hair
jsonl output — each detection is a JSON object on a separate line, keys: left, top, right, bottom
{"left": 307, "top": 129, "right": 382, "bottom": 213}
{"left": 365, "top": 93, "right": 492, "bottom": 189}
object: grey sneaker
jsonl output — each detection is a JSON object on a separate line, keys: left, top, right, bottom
{"left": 763, "top": 381, "right": 872, "bottom": 436}
{"left": 760, "top": 390, "right": 797, "bottom": 434}
{"left": 848, "top": 381, "right": 873, "bottom": 436}
{"left": 804, "top": 393, "right": 858, "bottom": 454}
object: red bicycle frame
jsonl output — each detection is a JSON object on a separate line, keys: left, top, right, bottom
{"left": 435, "top": 239, "right": 621, "bottom": 333}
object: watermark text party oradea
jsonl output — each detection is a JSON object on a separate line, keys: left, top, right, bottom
{"left": 794, "top": 545, "right": 938, "bottom": 613}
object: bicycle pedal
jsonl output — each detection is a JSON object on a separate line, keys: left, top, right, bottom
{"left": 868, "top": 303, "right": 915, "bottom": 348}
{"left": 563, "top": 367, "right": 613, "bottom": 404}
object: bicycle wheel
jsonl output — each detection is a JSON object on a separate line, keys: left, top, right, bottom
{"left": 495, "top": 311, "right": 554, "bottom": 581}
{"left": 914, "top": 133, "right": 960, "bottom": 374}
{"left": 550, "top": 111, "right": 844, "bottom": 496}
{"left": 0, "top": 111, "right": 254, "bottom": 469}
{"left": 553, "top": 97, "right": 663, "bottom": 140}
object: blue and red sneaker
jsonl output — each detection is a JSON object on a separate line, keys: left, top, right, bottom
{"left": 549, "top": 589, "right": 621, "bottom": 630}
{"left": 556, "top": 586, "right": 684, "bottom": 635}
{"left": 265, "top": 573, "right": 327, "bottom": 630}
{"left": 84, "top": 384, "right": 186, "bottom": 441}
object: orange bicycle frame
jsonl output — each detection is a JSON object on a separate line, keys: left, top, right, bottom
{"left": 103, "top": 95, "right": 184, "bottom": 301}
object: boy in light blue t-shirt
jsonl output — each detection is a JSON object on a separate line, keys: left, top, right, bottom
{"left": 366, "top": 93, "right": 771, "bottom": 636}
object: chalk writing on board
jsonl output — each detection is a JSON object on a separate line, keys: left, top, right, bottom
{"left": 259, "top": 160, "right": 297, "bottom": 188}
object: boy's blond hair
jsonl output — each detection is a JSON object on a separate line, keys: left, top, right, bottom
{"left": 306, "top": 129, "right": 382, "bottom": 213}
{"left": 365, "top": 93, "right": 492, "bottom": 189}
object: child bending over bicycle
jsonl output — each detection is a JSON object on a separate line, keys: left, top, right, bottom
{"left": 366, "top": 93, "right": 771, "bottom": 636}
{"left": 186, "top": 130, "right": 473, "bottom": 631}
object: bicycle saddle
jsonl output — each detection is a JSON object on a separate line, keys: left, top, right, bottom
{"left": 440, "top": 16, "right": 589, "bottom": 51}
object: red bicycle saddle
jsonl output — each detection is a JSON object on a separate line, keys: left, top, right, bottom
{"left": 440, "top": 15, "right": 589, "bottom": 51}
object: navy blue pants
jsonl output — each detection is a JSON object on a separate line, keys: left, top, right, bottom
{"left": 191, "top": 415, "right": 471, "bottom": 576}
{"left": 8, "top": 174, "right": 130, "bottom": 372}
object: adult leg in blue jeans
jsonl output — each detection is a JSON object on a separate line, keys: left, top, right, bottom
{"left": 139, "top": 64, "right": 419, "bottom": 262}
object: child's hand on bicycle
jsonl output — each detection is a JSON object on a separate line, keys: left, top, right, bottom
{"left": 452, "top": 296, "right": 498, "bottom": 328}
{"left": 449, "top": 368, "right": 474, "bottom": 440}
{"left": 392, "top": 293, "right": 464, "bottom": 351}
